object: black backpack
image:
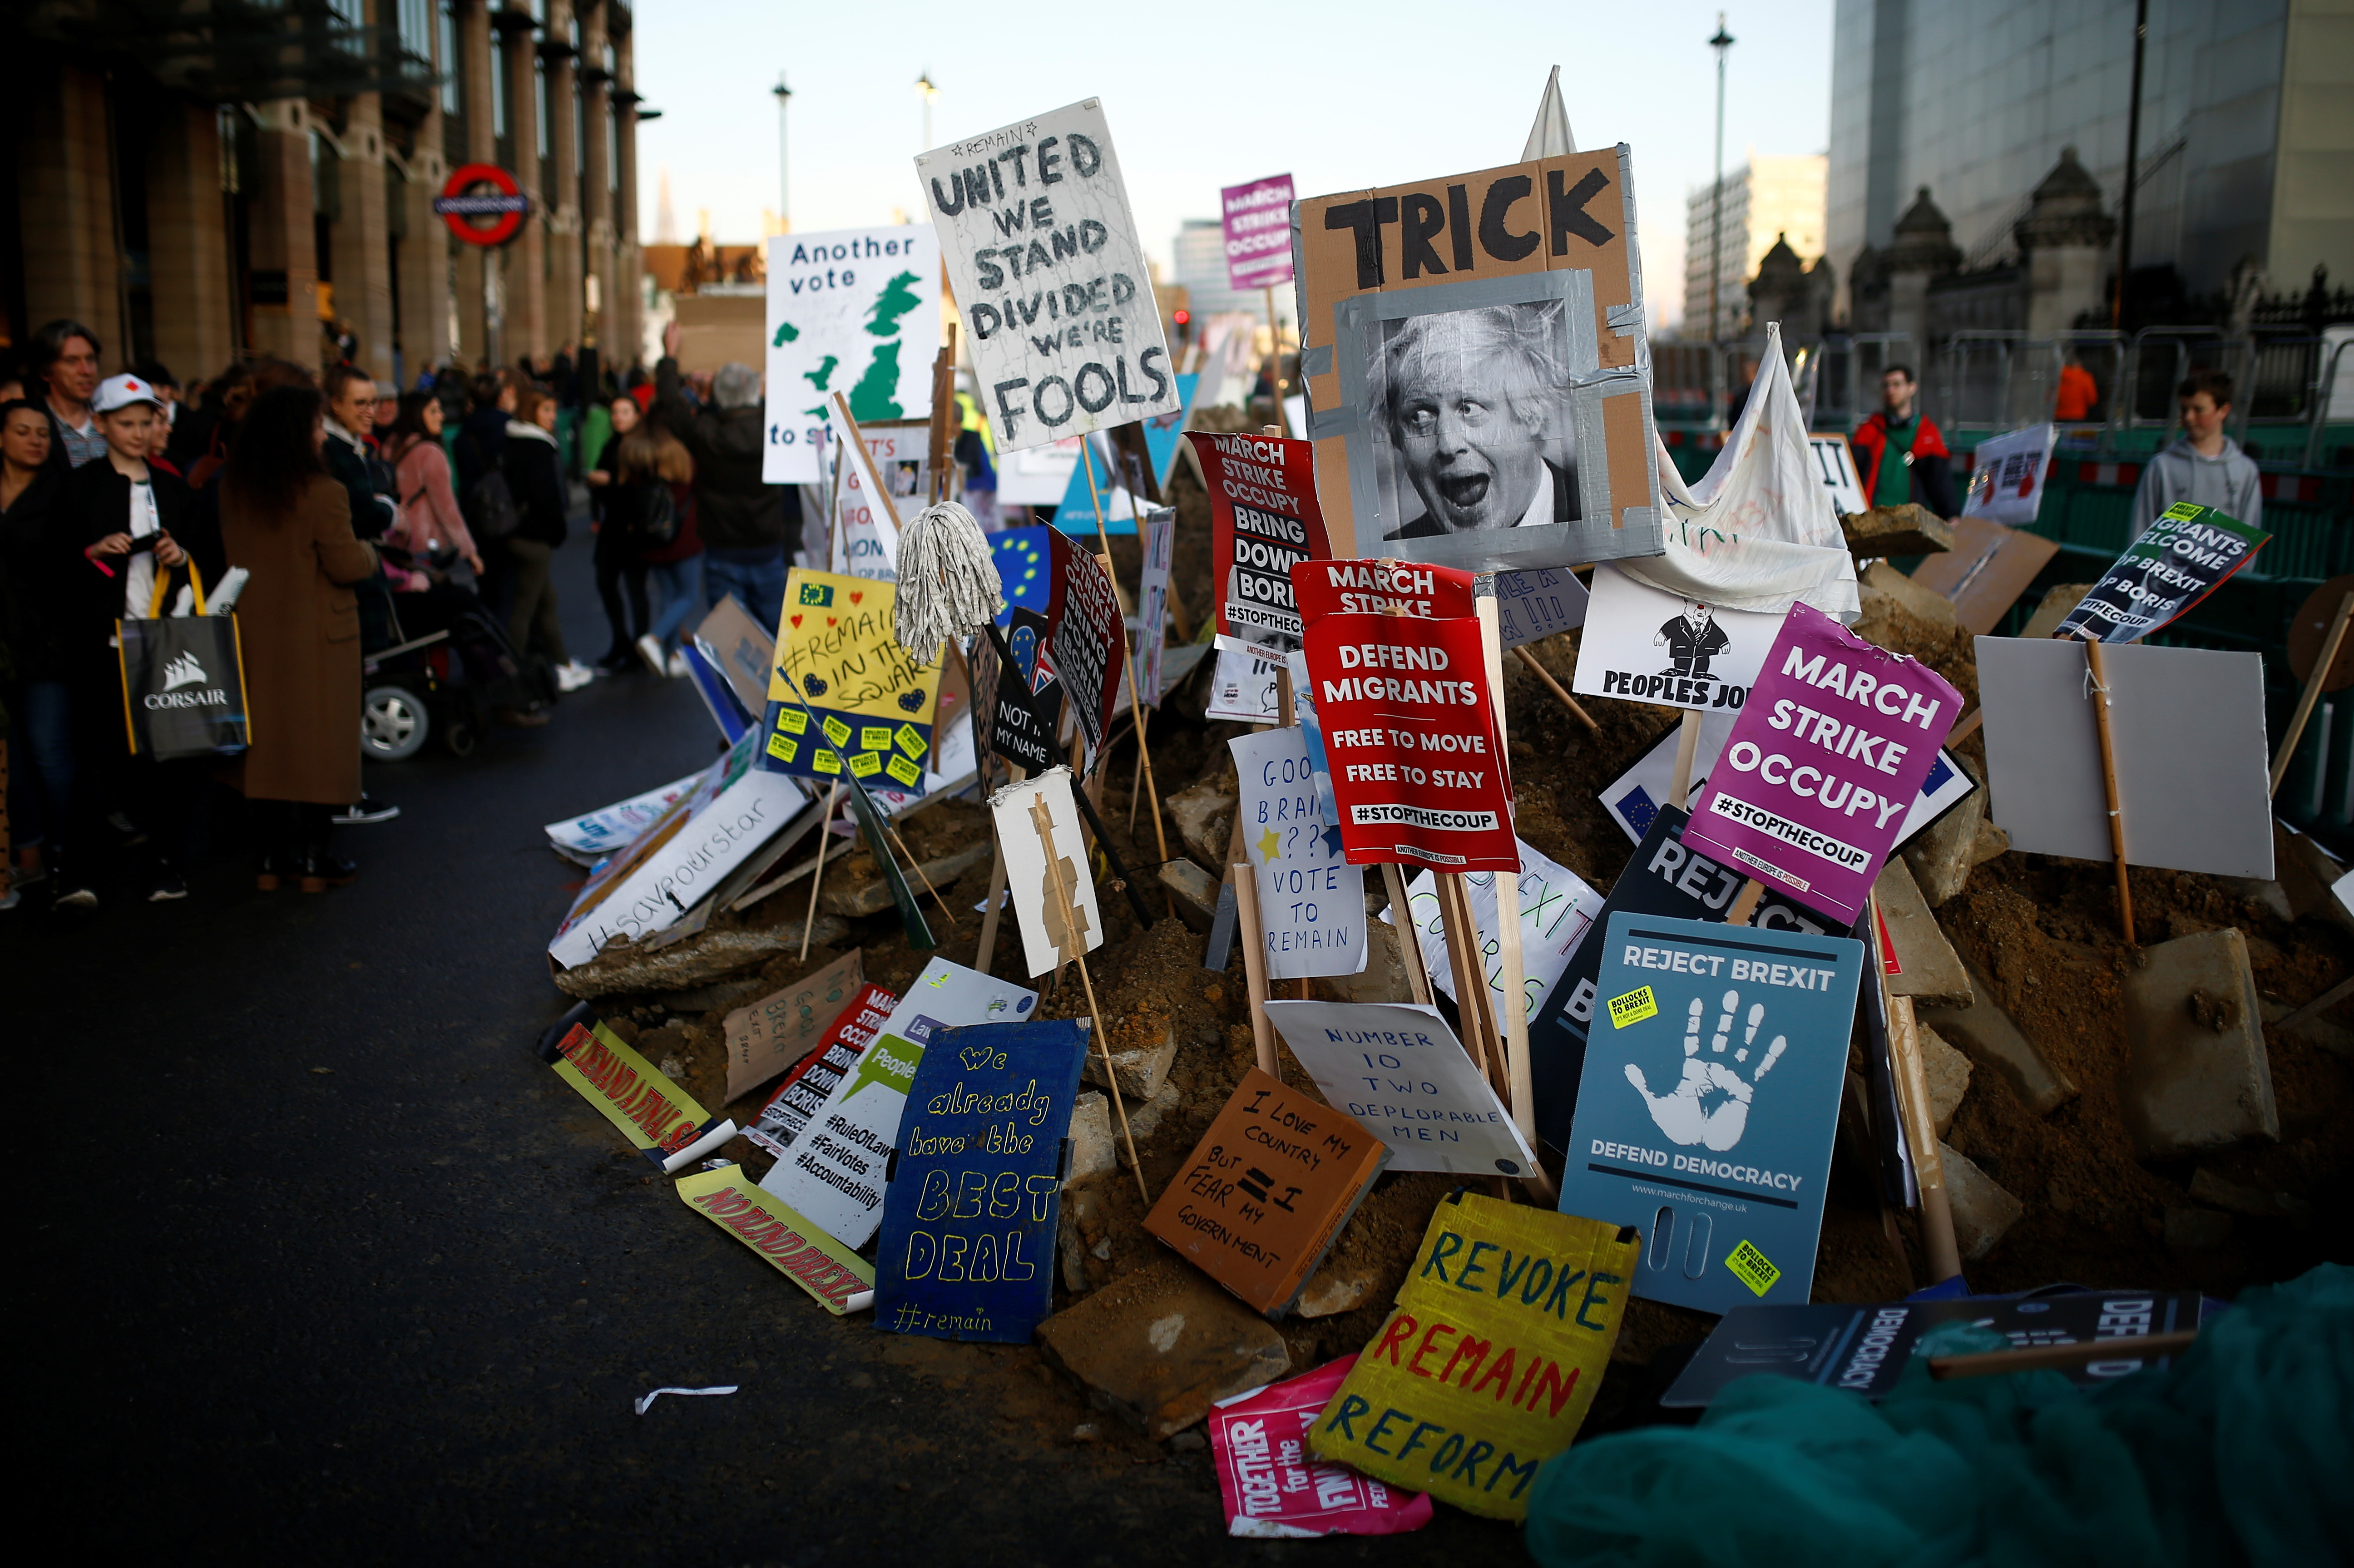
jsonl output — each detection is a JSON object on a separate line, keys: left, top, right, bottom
{"left": 636, "top": 481, "right": 680, "bottom": 548}
{"left": 464, "top": 468, "right": 521, "bottom": 543}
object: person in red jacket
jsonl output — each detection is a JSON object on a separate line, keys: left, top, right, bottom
{"left": 1850, "top": 365, "right": 1958, "bottom": 517}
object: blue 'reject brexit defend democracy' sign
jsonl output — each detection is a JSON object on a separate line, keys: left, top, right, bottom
{"left": 1553, "top": 910, "right": 1863, "bottom": 1314}
{"left": 875, "top": 1018, "right": 1089, "bottom": 1343}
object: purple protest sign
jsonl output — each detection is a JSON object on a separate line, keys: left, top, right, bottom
{"left": 1221, "top": 173, "right": 1295, "bottom": 292}
{"left": 1683, "top": 603, "right": 1960, "bottom": 924}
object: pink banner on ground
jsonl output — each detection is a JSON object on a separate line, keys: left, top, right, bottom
{"left": 1207, "top": 1355, "right": 1434, "bottom": 1539}
{"left": 1684, "top": 603, "right": 1960, "bottom": 924}
{"left": 1220, "top": 174, "right": 1296, "bottom": 292}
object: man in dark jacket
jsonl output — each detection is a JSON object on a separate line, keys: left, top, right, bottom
{"left": 1850, "top": 366, "right": 1958, "bottom": 517}
{"left": 654, "top": 322, "right": 797, "bottom": 632}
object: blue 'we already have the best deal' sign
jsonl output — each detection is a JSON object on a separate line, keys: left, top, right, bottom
{"left": 1554, "top": 911, "right": 1862, "bottom": 1315}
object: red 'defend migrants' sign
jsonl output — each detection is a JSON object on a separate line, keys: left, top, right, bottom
{"left": 1303, "top": 610, "right": 1516, "bottom": 871}
{"left": 1291, "top": 557, "right": 1477, "bottom": 625}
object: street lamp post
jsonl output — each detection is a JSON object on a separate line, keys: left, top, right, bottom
{"left": 1708, "top": 13, "right": 1735, "bottom": 349}
{"left": 915, "top": 71, "right": 938, "bottom": 149}
{"left": 773, "top": 74, "right": 791, "bottom": 232}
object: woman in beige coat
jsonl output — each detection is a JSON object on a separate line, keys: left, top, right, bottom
{"left": 217, "top": 383, "right": 380, "bottom": 892}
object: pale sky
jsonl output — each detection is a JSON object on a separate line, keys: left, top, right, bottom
{"left": 633, "top": 0, "right": 1835, "bottom": 331}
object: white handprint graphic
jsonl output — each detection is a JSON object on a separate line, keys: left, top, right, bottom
{"left": 1623, "top": 989, "right": 1788, "bottom": 1151}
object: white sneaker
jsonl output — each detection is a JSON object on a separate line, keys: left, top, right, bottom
{"left": 555, "top": 660, "right": 599, "bottom": 692}
{"left": 666, "top": 650, "right": 690, "bottom": 677}
{"left": 635, "top": 633, "right": 668, "bottom": 677}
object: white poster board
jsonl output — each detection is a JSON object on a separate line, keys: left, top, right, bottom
{"left": 544, "top": 770, "right": 706, "bottom": 866}
{"left": 1393, "top": 840, "right": 1602, "bottom": 1032}
{"left": 1963, "top": 424, "right": 2057, "bottom": 527}
{"left": 828, "top": 424, "right": 906, "bottom": 581}
{"left": 1231, "top": 727, "right": 1368, "bottom": 981}
{"left": 1571, "top": 563, "right": 1785, "bottom": 713}
{"left": 1262, "top": 1000, "right": 1540, "bottom": 1177}
{"left": 917, "top": 99, "right": 1181, "bottom": 453}
{"left": 1136, "top": 506, "right": 1174, "bottom": 706}
{"left": 763, "top": 225, "right": 941, "bottom": 484}
{"left": 1206, "top": 645, "right": 1281, "bottom": 723}
{"left": 989, "top": 766, "right": 1105, "bottom": 977}
{"left": 1807, "top": 433, "right": 1866, "bottom": 522}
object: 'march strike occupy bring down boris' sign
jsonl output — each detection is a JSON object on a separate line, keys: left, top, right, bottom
{"left": 919, "top": 99, "right": 1182, "bottom": 450}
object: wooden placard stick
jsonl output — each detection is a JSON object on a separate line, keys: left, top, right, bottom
{"left": 1029, "top": 792, "right": 1149, "bottom": 1204}
{"left": 1493, "top": 854, "right": 1538, "bottom": 1148}
{"left": 2080, "top": 637, "right": 2136, "bottom": 945}
{"left": 1511, "top": 645, "right": 1600, "bottom": 734}
{"left": 1726, "top": 879, "right": 1765, "bottom": 926}
{"left": 925, "top": 326, "right": 959, "bottom": 504}
{"left": 2270, "top": 590, "right": 2354, "bottom": 795}
{"left": 799, "top": 782, "right": 841, "bottom": 961}
{"left": 1928, "top": 1330, "right": 2198, "bottom": 1382}
{"left": 1880, "top": 935, "right": 1963, "bottom": 1283}
{"left": 1233, "top": 861, "right": 1280, "bottom": 1079}
{"left": 1434, "top": 873, "right": 1502, "bottom": 1094}
{"left": 880, "top": 815, "right": 959, "bottom": 928}
{"left": 1382, "top": 861, "right": 1436, "bottom": 1006}
{"left": 1947, "top": 707, "right": 1984, "bottom": 747}
{"left": 1668, "top": 710, "right": 1704, "bottom": 811}
{"left": 1079, "top": 445, "right": 1177, "bottom": 921}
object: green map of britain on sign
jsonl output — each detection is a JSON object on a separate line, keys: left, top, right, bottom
{"left": 777, "top": 270, "right": 926, "bottom": 422}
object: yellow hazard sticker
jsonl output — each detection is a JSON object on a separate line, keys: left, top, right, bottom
{"left": 1607, "top": 986, "right": 1658, "bottom": 1029}
{"left": 777, "top": 707, "right": 808, "bottom": 734}
{"left": 821, "top": 715, "right": 852, "bottom": 748}
{"left": 1725, "top": 1240, "right": 1780, "bottom": 1296}
{"left": 895, "top": 722, "right": 928, "bottom": 759}
{"left": 885, "top": 753, "right": 922, "bottom": 786}
{"left": 812, "top": 748, "right": 841, "bottom": 774}
{"left": 848, "top": 750, "right": 883, "bottom": 777}
{"left": 860, "top": 724, "right": 893, "bottom": 753}
{"left": 765, "top": 733, "right": 797, "bottom": 762}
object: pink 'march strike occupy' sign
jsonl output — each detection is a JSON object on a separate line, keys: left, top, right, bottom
{"left": 1684, "top": 603, "right": 1960, "bottom": 925}
{"left": 1221, "top": 174, "right": 1295, "bottom": 292}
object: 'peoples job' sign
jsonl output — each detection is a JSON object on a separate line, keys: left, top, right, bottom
{"left": 1685, "top": 604, "right": 1959, "bottom": 924}
{"left": 919, "top": 99, "right": 1180, "bottom": 452}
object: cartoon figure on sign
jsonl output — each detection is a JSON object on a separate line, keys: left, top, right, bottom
{"left": 1624, "top": 991, "right": 1787, "bottom": 1151}
{"left": 1655, "top": 600, "right": 1729, "bottom": 680}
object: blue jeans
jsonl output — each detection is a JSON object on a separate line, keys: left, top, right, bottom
{"left": 13, "top": 679, "right": 76, "bottom": 846}
{"left": 648, "top": 555, "right": 706, "bottom": 652}
{"left": 702, "top": 545, "right": 787, "bottom": 636}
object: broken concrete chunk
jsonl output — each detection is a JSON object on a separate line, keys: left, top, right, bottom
{"left": 1939, "top": 1143, "right": 2023, "bottom": 1262}
{"left": 821, "top": 841, "right": 992, "bottom": 917}
{"left": 2270, "top": 820, "right": 2352, "bottom": 927}
{"left": 2019, "top": 583, "right": 2093, "bottom": 641}
{"left": 1874, "top": 859, "right": 1975, "bottom": 1008}
{"left": 1968, "top": 819, "right": 2010, "bottom": 868}
{"left": 1919, "top": 1025, "right": 1973, "bottom": 1136}
{"left": 2259, "top": 997, "right": 2354, "bottom": 1064}
{"left": 1084, "top": 1016, "right": 1180, "bottom": 1099}
{"left": 1158, "top": 860, "right": 1222, "bottom": 934}
{"left": 2119, "top": 929, "right": 2280, "bottom": 1159}
{"left": 1918, "top": 969, "right": 2077, "bottom": 1115}
{"left": 1036, "top": 1259, "right": 1291, "bottom": 1438}
{"left": 1065, "top": 1092, "right": 1115, "bottom": 1187}
{"left": 1842, "top": 503, "right": 1954, "bottom": 559}
{"left": 1295, "top": 1263, "right": 1378, "bottom": 1319}
{"left": 1165, "top": 780, "right": 1238, "bottom": 871}
{"left": 2186, "top": 1166, "right": 2312, "bottom": 1218}
{"left": 1115, "top": 1081, "right": 1184, "bottom": 1167}
{"left": 1860, "top": 560, "right": 1961, "bottom": 628}
{"left": 1319, "top": 910, "right": 1416, "bottom": 1005}
{"left": 2162, "top": 1207, "right": 2234, "bottom": 1250}
{"left": 1902, "top": 760, "right": 1985, "bottom": 906}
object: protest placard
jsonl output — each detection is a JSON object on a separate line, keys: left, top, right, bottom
{"left": 1683, "top": 603, "right": 1963, "bottom": 925}
{"left": 875, "top": 1019, "right": 1089, "bottom": 1342}
{"left": 1904, "top": 516, "right": 2062, "bottom": 636}
{"left": 1492, "top": 567, "right": 1587, "bottom": 649}
{"left": 918, "top": 99, "right": 1181, "bottom": 452}
{"left": 546, "top": 1016, "right": 734, "bottom": 1172}
{"left": 1293, "top": 557, "right": 1477, "bottom": 625}
{"left": 829, "top": 418, "right": 929, "bottom": 580}
{"left": 1571, "top": 563, "right": 1782, "bottom": 714}
{"left": 762, "top": 224, "right": 942, "bottom": 484}
{"left": 1394, "top": 841, "right": 1602, "bottom": 1032}
{"left": 1144, "top": 1066, "right": 1389, "bottom": 1316}
{"left": 743, "top": 981, "right": 895, "bottom": 1158}
{"left": 722, "top": 948, "right": 865, "bottom": 1103}
{"left": 676, "top": 1164, "right": 875, "bottom": 1315}
{"left": 2053, "top": 501, "right": 2271, "bottom": 643}
{"left": 1281, "top": 649, "right": 1343, "bottom": 826}
{"left": 1961, "top": 423, "right": 2055, "bottom": 526}
{"left": 1262, "top": 1000, "right": 1538, "bottom": 1177}
{"left": 987, "top": 527, "right": 1127, "bottom": 770}
{"left": 692, "top": 594, "right": 779, "bottom": 721}
{"left": 1232, "top": 727, "right": 1367, "bottom": 981}
{"left": 976, "top": 603, "right": 1064, "bottom": 772}
{"left": 543, "top": 768, "right": 705, "bottom": 866}
{"left": 1302, "top": 610, "right": 1517, "bottom": 872}
{"left": 1553, "top": 910, "right": 1864, "bottom": 1314}
{"left": 1526, "top": 806, "right": 1842, "bottom": 1153}
{"left": 1807, "top": 433, "right": 1866, "bottom": 522}
{"left": 759, "top": 958, "right": 1039, "bottom": 1248}
{"left": 1192, "top": 431, "right": 1334, "bottom": 658}
{"left": 1308, "top": 1192, "right": 1637, "bottom": 1521}
{"left": 1208, "top": 1356, "right": 1434, "bottom": 1538}
{"left": 989, "top": 767, "right": 1104, "bottom": 977}
{"left": 1052, "top": 379, "right": 1201, "bottom": 533}
{"left": 1207, "top": 646, "right": 1283, "bottom": 723}
{"left": 1294, "top": 146, "right": 1662, "bottom": 573}
{"left": 1221, "top": 173, "right": 1295, "bottom": 292}
{"left": 761, "top": 568, "right": 943, "bottom": 792}
{"left": 1137, "top": 505, "right": 1174, "bottom": 703}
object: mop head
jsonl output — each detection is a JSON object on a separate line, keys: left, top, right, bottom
{"left": 893, "top": 500, "right": 1003, "bottom": 659}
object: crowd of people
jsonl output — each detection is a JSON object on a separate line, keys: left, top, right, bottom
{"left": 0, "top": 315, "right": 802, "bottom": 915}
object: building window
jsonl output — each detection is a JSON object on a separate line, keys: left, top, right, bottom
{"left": 537, "top": 62, "right": 549, "bottom": 161}
{"left": 440, "top": 4, "right": 460, "bottom": 113}
{"left": 491, "top": 41, "right": 508, "bottom": 138}
{"left": 325, "top": 0, "right": 364, "bottom": 55}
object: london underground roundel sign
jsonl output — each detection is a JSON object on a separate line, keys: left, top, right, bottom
{"left": 434, "top": 163, "right": 530, "bottom": 246}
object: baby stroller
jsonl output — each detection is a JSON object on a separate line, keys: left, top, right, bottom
{"left": 360, "top": 579, "right": 555, "bottom": 761}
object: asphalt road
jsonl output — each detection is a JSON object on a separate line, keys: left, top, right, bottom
{"left": 20, "top": 528, "right": 1528, "bottom": 1565}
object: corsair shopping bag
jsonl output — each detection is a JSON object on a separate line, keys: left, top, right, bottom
{"left": 118, "top": 564, "right": 250, "bottom": 760}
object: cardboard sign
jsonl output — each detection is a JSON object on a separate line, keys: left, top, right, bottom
{"left": 919, "top": 99, "right": 1181, "bottom": 452}
{"left": 1554, "top": 910, "right": 1864, "bottom": 1314}
{"left": 1137, "top": 505, "right": 1174, "bottom": 703}
{"left": 544, "top": 768, "right": 705, "bottom": 867}
{"left": 1056, "top": 539, "right": 1129, "bottom": 770}
{"left": 1233, "top": 727, "right": 1368, "bottom": 981}
{"left": 1662, "top": 1291, "right": 2206, "bottom": 1408}
{"left": 1220, "top": 172, "right": 1296, "bottom": 292}
{"left": 1211, "top": 1357, "right": 1433, "bottom": 1539}
{"left": 829, "top": 419, "right": 929, "bottom": 580}
{"left": 1052, "top": 381, "right": 1200, "bottom": 531}
{"left": 762, "top": 223, "right": 942, "bottom": 483}
{"left": 762, "top": 568, "right": 943, "bottom": 791}
{"left": 1293, "top": 557, "right": 1477, "bottom": 625}
{"left": 1975, "top": 636, "right": 2274, "bottom": 879}
{"left": 2054, "top": 501, "right": 2271, "bottom": 643}
{"left": 1807, "top": 433, "right": 1866, "bottom": 521}
{"left": 722, "top": 948, "right": 865, "bottom": 1103}
{"left": 1295, "top": 146, "right": 1663, "bottom": 573}
{"left": 548, "top": 1018, "right": 730, "bottom": 1167}
{"left": 1395, "top": 840, "right": 1602, "bottom": 1031}
{"left": 1262, "top": 1000, "right": 1539, "bottom": 1177}
{"left": 1304, "top": 611, "right": 1517, "bottom": 872}
{"left": 987, "top": 527, "right": 1127, "bottom": 769}
{"left": 1960, "top": 423, "right": 2054, "bottom": 526}
{"left": 1601, "top": 717, "right": 1978, "bottom": 853}
{"left": 1907, "top": 517, "right": 2061, "bottom": 636}
{"left": 989, "top": 766, "right": 1105, "bottom": 977}
{"left": 692, "top": 594, "right": 780, "bottom": 721}
{"left": 1145, "top": 1067, "right": 1389, "bottom": 1316}
{"left": 1192, "top": 430, "right": 1334, "bottom": 658}
{"left": 1526, "top": 806, "right": 1843, "bottom": 1154}
{"left": 1571, "top": 563, "right": 1782, "bottom": 714}
{"left": 1207, "top": 646, "right": 1283, "bottom": 723}
{"left": 1308, "top": 1192, "right": 1637, "bottom": 1521}
{"left": 759, "top": 959, "right": 1040, "bottom": 1248}
{"left": 676, "top": 1164, "right": 876, "bottom": 1315}
{"left": 1493, "top": 567, "right": 1587, "bottom": 649}
{"left": 978, "top": 605, "right": 1065, "bottom": 772}
{"left": 1684, "top": 604, "right": 1961, "bottom": 925}
{"left": 744, "top": 982, "right": 895, "bottom": 1158}
{"left": 875, "top": 1019, "right": 1089, "bottom": 1342}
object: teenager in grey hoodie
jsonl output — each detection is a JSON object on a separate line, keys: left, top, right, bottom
{"left": 2129, "top": 368, "right": 2262, "bottom": 535}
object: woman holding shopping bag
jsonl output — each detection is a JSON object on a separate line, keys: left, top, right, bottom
{"left": 218, "top": 383, "right": 380, "bottom": 892}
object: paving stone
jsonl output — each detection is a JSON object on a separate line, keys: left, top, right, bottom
{"left": 1902, "top": 757, "right": 1985, "bottom": 906}
{"left": 821, "top": 841, "right": 992, "bottom": 917}
{"left": 1115, "top": 1081, "right": 1183, "bottom": 1167}
{"left": 1875, "top": 858, "right": 1974, "bottom": 1008}
{"left": 554, "top": 924, "right": 845, "bottom": 999}
{"left": 1064, "top": 1092, "right": 1115, "bottom": 1187}
{"left": 1318, "top": 909, "right": 1416, "bottom": 1004}
{"left": 2187, "top": 1166, "right": 2312, "bottom": 1219}
{"left": 2162, "top": 1207, "right": 2234, "bottom": 1250}
{"left": 1084, "top": 1016, "right": 1180, "bottom": 1098}
{"left": 1918, "top": 968, "right": 2077, "bottom": 1115}
{"left": 1294, "top": 1263, "right": 1378, "bottom": 1319}
{"left": 2019, "top": 583, "right": 2092, "bottom": 640}
{"left": 2118, "top": 929, "right": 2280, "bottom": 1159}
{"left": 1968, "top": 819, "right": 2010, "bottom": 868}
{"left": 1165, "top": 779, "right": 1238, "bottom": 871}
{"left": 1843, "top": 502, "right": 1954, "bottom": 559}
{"left": 1939, "top": 1143, "right": 2023, "bottom": 1262}
{"left": 1158, "top": 859, "right": 1222, "bottom": 933}
{"left": 1036, "top": 1258, "right": 1291, "bottom": 1437}
{"left": 1920, "top": 1024, "right": 1973, "bottom": 1136}
{"left": 1860, "top": 560, "right": 1960, "bottom": 628}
